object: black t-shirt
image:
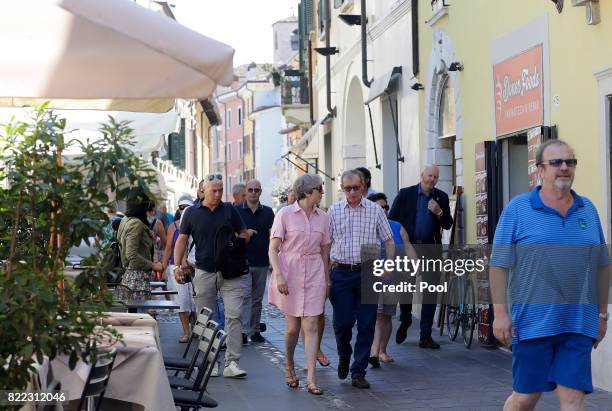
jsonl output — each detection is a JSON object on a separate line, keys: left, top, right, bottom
{"left": 179, "top": 201, "right": 246, "bottom": 272}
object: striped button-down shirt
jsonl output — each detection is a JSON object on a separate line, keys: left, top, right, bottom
{"left": 329, "top": 197, "right": 393, "bottom": 264}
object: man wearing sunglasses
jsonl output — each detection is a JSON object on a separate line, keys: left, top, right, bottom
{"left": 328, "top": 169, "right": 395, "bottom": 389}
{"left": 389, "top": 164, "right": 453, "bottom": 349}
{"left": 237, "top": 179, "right": 274, "bottom": 344}
{"left": 490, "top": 140, "right": 609, "bottom": 411}
{"left": 174, "top": 173, "right": 251, "bottom": 379}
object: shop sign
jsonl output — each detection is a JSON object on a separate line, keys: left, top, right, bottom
{"left": 493, "top": 45, "right": 544, "bottom": 137}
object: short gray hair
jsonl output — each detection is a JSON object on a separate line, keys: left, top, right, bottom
{"left": 232, "top": 183, "right": 246, "bottom": 195}
{"left": 536, "top": 139, "right": 573, "bottom": 165}
{"left": 341, "top": 169, "right": 365, "bottom": 185}
{"left": 293, "top": 174, "right": 323, "bottom": 200}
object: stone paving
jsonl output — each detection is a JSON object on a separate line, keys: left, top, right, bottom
{"left": 158, "top": 281, "right": 612, "bottom": 410}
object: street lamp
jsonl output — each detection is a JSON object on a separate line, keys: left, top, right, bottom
{"left": 338, "top": 14, "right": 362, "bottom": 25}
{"left": 314, "top": 47, "right": 339, "bottom": 56}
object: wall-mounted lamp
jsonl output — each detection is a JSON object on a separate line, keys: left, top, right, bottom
{"left": 339, "top": 14, "right": 362, "bottom": 25}
{"left": 411, "top": 82, "right": 424, "bottom": 91}
{"left": 314, "top": 47, "right": 339, "bottom": 56}
{"left": 448, "top": 61, "right": 464, "bottom": 72}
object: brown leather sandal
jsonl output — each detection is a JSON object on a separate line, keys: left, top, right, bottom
{"left": 285, "top": 367, "right": 299, "bottom": 389}
{"left": 307, "top": 381, "right": 323, "bottom": 395}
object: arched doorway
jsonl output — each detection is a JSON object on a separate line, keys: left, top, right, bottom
{"left": 343, "top": 77, "right": 367, "bottom": 170}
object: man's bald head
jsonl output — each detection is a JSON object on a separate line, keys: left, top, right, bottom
{"left": 420, "top": 164, "right": 439, "bottom": 193}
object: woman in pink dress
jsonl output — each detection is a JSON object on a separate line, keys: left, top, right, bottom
{"left": 269, "top": 173, "right": 331, "bottom": 395}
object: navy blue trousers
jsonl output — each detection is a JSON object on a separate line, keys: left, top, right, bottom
{"left": 329, "top": 268, "right": 377, "bottom": 379}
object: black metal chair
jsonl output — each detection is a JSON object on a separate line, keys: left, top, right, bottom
{"left": 76, "top": 347, "right": 118, "bottom": 411}
{"left": 163, "top": 307, "right": 213, "bottom": 373}
{"left": 172, "top": 329, "right": 226, "bottom": 410}
{"left": 168, "top": 320, "right": 219, "bottom": 390}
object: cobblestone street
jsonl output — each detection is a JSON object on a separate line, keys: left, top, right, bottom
{"left": 158, "top": 282, "right": 612, "bottom": 411}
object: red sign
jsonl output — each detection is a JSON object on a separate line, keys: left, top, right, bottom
{"left": 493, "top": 45, "right": 544, "bottom": 137}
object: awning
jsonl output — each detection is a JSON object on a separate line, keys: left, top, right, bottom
{"left": 0, "top": 98, "right": 175, "bottom": 113}
{"left": 0, "top": 0, "right": 235, "bottom": 99}
{"left": 364, "top": 66, "right": 403, "bottom": 105}
{"left": 288, "top": 113, "right": 332, "bottom": 151}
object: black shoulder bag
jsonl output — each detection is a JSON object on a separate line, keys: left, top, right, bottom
{"left": 214, "top": 203, "right": 249, "bottom": 279}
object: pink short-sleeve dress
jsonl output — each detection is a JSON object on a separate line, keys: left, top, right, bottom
{"left": 268, "top": 203, "right": 331, "bottom": 317}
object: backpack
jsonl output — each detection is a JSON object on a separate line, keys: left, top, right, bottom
{"left": 106, "top": 220, "right": 124, "bottom": 284}
{"left": 213, "top": 203, "right": 249, "bottom": 279}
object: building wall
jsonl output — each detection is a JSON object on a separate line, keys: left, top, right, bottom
{"left": 253, "top": 107, "right": 285, "bottom": 207}
{"left": 273, "top": 20, "right": 299, "bottom": 66}
{"left": 224, "top": 95, "right": 244, "bottom": 200}
{"left": 418, "top": 0, "right": 612, "bottom": 390}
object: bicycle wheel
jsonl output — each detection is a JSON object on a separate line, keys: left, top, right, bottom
{"left": 461, "top": 280, "right": 477, "bottom": 348}
{"left": 446, "top": 277, "right": 460, "bottom": 341}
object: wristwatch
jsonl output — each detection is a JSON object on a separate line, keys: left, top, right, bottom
{"left": 173, "top": 266, "right": 182, "bottom": 272}
{"left": 599, "top": 312, "right": 610, "bottom": 321}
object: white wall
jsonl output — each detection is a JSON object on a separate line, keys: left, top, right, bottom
{"left": 254, "top": 107, "right": 284, "bottom": 207}
{"left": 273, "top": 20, "right": 298, "bottom": 67}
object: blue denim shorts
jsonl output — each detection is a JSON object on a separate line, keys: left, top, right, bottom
{"left": 512, "top": 333, "right": 595, "bottom": 394}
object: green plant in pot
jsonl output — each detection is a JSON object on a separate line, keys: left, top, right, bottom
{"left": 0, "top": 104, "right": 157, "bottom": 394}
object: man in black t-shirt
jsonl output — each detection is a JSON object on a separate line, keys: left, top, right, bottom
{"left": 174, "top": 174, "right": 250, "bottom": 379}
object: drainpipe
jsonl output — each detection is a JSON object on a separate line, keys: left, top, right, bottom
{"left": 412, "top": 0, "right": 419, "bottom": 77}
{"left": 326, "top": 0, "right": 336, "bottom": 117}
{"left": 308, "top": 38, "right": 315, "bottom": 125}
{"left": 361, "top": 0, "right": 372, "bottom": 87}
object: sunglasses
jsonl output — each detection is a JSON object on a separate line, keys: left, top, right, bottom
{"left": 382, "top": 205, "right": 389, "bottom": 211}
{"left": 342, "top": 185, "right": 362, "bottom": 193}
{"left": 247, "top": 188, "right": 261, "bottom": 193}
{"left": 178, "top": 205, "right": 189, "bottom": 210}
{"left": 205, "top": 173, "right": 223, "bottom": 181}
{"left": 539, "top": 159, "right": 578, "bottom": 167}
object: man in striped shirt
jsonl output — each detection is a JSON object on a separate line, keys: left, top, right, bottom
{"left": 490, "top": 140, "right": 610, "bottom": 411}
{"left": 328, "top": 169, "right": 395, "bottom": 389}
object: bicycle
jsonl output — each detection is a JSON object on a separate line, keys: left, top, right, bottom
{"left": 445, "top": 247, "right": 478, "bottom": 348}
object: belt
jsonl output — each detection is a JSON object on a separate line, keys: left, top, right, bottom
{"left": 332, "top": 263, "right": 362, "bottom": 272}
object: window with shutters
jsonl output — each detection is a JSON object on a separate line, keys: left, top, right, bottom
{"left": 238, "top": 108, "right": 242, "bottom": 126}
{"left": 168, "top": 119, "right": 186, "bottom": 170}
{"left": 318, "top": 0, "right": 326, "bottom": 35}
{"left": 226, "top": 109, "right": 232, "bottom": 128}
{"left": 227, "top": 142, "right": 232, "bottom": 162}
{"left": 238, "top": 140, "right": 243, "bottom": 159}
{"left": 290, "top": 29, "right": 299, "bottom": 50}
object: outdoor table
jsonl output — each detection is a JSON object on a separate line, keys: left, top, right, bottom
{"left": 46, "top": 323, "right": 175, "bottom": 411}
{"left": 149, "top": 281, "right": 167, "bottom": 288}
{"left": 151, "top": 289, "right": 178, "bottom": 296}
{"left": 125, "top": 299, "right": 179, "bottom": 313}
{"left": 100, "top": 312, "right": 161, "bottom": 348}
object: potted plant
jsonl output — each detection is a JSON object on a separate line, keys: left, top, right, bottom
{"left": 0, "top": 104, "right": 156, "bottom": 395}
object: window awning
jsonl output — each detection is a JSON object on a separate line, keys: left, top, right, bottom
{"left": 364, "top": 66, "right": 402, "bottom": 105}
{"left": 288, "top": 113, "right": 332, "bottom": 151}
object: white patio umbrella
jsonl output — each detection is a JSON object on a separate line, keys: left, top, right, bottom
{"left": 0, "top": 0, "right": 235, "bottom": 100}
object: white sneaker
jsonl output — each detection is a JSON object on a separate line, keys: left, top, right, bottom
{"left": 223, "top": 361, "right": 247, "bottom": 378}
{"left": 211, "top": 361, "right": 219, "bottom": 378}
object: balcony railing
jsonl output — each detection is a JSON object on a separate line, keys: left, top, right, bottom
{"left": 154, "top": 158, "right": 198, "bottom": 193}
{"left": 281, "top": 75, "right": 309, "bottom": 105}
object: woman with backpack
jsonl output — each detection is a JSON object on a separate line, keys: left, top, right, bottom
{"left": 162, "top": 195, "right": 196, "bottom": 343}
{"left": 116, "top": 187, "right": 163, "bottom": 301}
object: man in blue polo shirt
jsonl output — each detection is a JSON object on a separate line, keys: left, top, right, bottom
{"left": 237, "top": 179, "right": 274, "bottom": 344}
{"left": 490, "top": 140, "right": 610, "bottom": 411}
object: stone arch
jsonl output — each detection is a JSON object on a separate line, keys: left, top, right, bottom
{"left": 424, "top": 29, "right": 464, "bottom": 242}
{"left": 343, "top": 76, "right": 367, "bottom": 170}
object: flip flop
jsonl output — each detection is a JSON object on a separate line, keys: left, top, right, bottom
{"left": 316, "top": 352, "right": 330, "bottom": 367}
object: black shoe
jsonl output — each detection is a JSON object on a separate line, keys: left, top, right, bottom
{"left": 242, "top": 333, "right": 248, "bottom": 345}
{"left": 250, "top": 332, "right": 265, "bottom": 343}
{"left": 259, "top": 322, "right": 267, "bottom": 333}
{"left": 368, "top": 356, "right": 380, "bottom": 369}
{"left": 395, "top": 317, "right": 412, "bottom": 344}
{"left": 351, "top": 377, "right": 370, "bottom": 389}
{"left": 337, "top": 357, "right": 350, "bottom": 380}
{"left": 419, "top": 335, "right": 440, "bottom": 349}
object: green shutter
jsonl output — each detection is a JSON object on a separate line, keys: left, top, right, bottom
{"left": 169, "top": 119, "right": 186, "bottom": 169}
{"left": 298, "top": 2, "right": 305, "bottom": 71}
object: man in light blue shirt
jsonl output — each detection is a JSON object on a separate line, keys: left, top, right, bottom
{"left": 490, "top": 140, "right": 610, "bottom": 411}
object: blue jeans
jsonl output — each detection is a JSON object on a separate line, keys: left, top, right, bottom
{"left": 213, "top": 290, "right": 225, "bottom": 330}
{"left": 329, "top": 268, "right": 377, "bottom": 379}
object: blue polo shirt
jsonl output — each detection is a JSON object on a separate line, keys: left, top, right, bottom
{"left": 237, "top": 202, "right": 275, "bottom": 267}
{"left": 414, "top": 185, "right": 434, "bottom": 242}
{"left": 490, "top": 186, "right": 609, "bottom": 342}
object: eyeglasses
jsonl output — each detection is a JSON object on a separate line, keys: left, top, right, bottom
{"left": 342, "top": 185, "right": 362, "bottom": 193}
{"left": 205, "top": 173, "right": 223, "bottom": 181}
{"left": 539, "top": 159, "right": 578, "bottom": 167}
{"left": 247, "top": 188, "right": 261, "bottom": 193}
